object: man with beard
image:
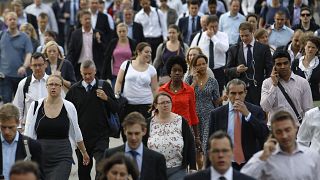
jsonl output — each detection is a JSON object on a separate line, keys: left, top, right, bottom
{"left": 260, "top": 49, "right": 313, "bottom": 126}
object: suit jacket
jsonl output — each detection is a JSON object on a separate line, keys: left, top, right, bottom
{"left": 26, "top": 13, "right": 38, "bottom": 31}
{"left": 225, "top": 41, "right": 272, "bottom": 105}
{"left": 94, "top": 12, "right": 114, "bottom": 43}
{"left": 178, "top": 16, "right": 201, "bottom": 44}
{"left": 184, "top": 168, "right": 256, "bottom": 180}
{"left": 0, "top": 133, "right": 43, "bottom": 179}
{"left": 132, "top": 22, "right": 145, "bottom": 44}
{"left": 67, "top": 28, "right": 106, "bottom": 77}
{"left": 104, "top": 144, "right": 168, "bottom": 180}
{"left": 208, "top": 103, "right": 269, "bottom": 162}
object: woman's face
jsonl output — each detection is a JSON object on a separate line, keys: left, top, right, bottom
{"left": 187, "top": 49, "right": 200, "bottom": 63}
{"left": 258, "top": 32, "right": 269, "bottom": 45}
{"left": 155, "top": 95, "right": 172, "bottom": 114}
{"left": 168, "top": 28, "right": 178, "bottom": 41}
{"left": 194, "top": 58, "right": 207, "bottom": 74}
{"left": 106, "top": 164, "right": 128, "bottom": 180}
{"left": 304, "top": 41, "right": 318, "bottom": 57}
{"left": 46, "top": 76, "right": 62, "bottom": 98}
{"left": 46, "top": 45, "right": 59, "bottom": 60}
{"left": 117, "top": 26, "right": 128, "bottom": 39}
{"left": 138, "top": 46, "right": 152, "bottom": 63}
{"left": 170, "top": 64, "right": 184, "bottom": 82}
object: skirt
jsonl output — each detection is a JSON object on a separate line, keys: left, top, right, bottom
{"left": 39, "top": 138, "right": 73, "bottom": 180}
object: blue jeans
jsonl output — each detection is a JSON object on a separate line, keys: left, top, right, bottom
{"left": 0, "top": 76, "right": 22, "bottom": 103}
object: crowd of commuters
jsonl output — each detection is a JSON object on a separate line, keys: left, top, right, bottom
{"left": 1, "top": 0, "right": 320, "bottom": 179}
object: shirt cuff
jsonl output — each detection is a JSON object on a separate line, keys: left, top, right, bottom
{"left": 245, "top": 112, "right": 252, "bottom": 122}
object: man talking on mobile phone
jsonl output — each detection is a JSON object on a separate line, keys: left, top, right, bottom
{"left": 260, "top": 49, "right": 313, "bottom": 126}
{"left": 241, "top": 110, "right": 320, "bottom": 179}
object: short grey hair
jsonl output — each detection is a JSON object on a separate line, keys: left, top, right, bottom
{"left": 226, "top": 78, "right": 247, "bottom": 93}
{"left": 80, "top": 60, "right": 96, "bottom": 70}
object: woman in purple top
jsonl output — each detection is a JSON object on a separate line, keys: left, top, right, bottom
{"left": 102, "top": 23, "right": 136, "bottom": 87}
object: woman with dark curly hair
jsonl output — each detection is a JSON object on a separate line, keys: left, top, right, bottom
{"left": 158, "top": 56, "right": 201, "bottom": 153}
{"left": 99, "top": 152, "right": 139, "bottom": 180}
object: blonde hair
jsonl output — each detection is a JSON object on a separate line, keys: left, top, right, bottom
{"left": 20, "top": 23, "right": 38, "bottom": 40}
{"left": 42, "top": 40, "right": 64, "bottom": 59}
{"left": 116, "top": 22, "right": 128, "bottom": 30}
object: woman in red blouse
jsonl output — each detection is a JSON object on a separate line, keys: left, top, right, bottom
{"left": 158, "top": 56, "right": 201, "bottom": 149}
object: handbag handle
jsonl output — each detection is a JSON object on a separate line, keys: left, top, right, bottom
{"left": 121, "top": 60, "right": 131, "bottom": 94}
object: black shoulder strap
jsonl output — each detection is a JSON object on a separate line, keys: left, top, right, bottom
{"left": 33, "top": 101, "right": 38, "bottom": 115}
{"left": 121, "top": 61, "right": 131, "bottom": 93}
{"left": 278, "top": 82, "right": 302, "bottom": 123}
{"left": 22, "top": 76, "right": 33, "bottom": 116}
{"left": 196, "top": 31, "right": 202, "bottom": 46}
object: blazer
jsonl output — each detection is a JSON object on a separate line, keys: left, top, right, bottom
{"left": 0, "top": 133, "right": 43, "bottom": 179}
{"left": 102, "top": 38, "right": 137, "bottom": 80}
{"left": 104, "top": 144, "right": 168, "bottom": 180}
{"left": 225, "top": 41, "right": 272, "bottom": 105}
{"left": 94, "top": 11, "right": 114, "bottom": 43}
{"left": 178, "top": 16, "right": 201, "bottom": 44}
{"left": 184, "top": 168, "right": 255, "bottom": 180}
{"left": 132, "top": 22, "right": 145, "bottom": 44}
{"left": 67, "top": 28, "right": 106, "bottom": 77}
{"left": 26, "top": 13, "right": 38, "bottom": 31}
{"left": 208, "top": 102, "right": 269, "bottom": 162}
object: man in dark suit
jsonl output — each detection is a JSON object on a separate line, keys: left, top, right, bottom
{"left": 89, "top": 0, "right": 114, "bottom": 43}
{"left": 178, "top": 0, "right": 201, "bottom": 45}
{"left": 208, "top": 79, "right": 269, "bottom": 170}
{"left": 225, "top": 22, "right": 272, "bottom": 105}
{"left": 123, "top": 7, "right": 145, "bottom": 44}
{"left": 67, "top": 10, "right": 106, "bottom": 80}
{"left": 104, "top": 112, "right": 167, "bottom": 180}
{"left": 185, "top": 131, "right": 255, "bottom": 180}
{"left": 0, "top": 103, "right": 43, "bottom": 180}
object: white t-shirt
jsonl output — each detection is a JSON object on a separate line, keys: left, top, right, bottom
{"left": 121, "top": 61, "right": 157, "bottom": 105}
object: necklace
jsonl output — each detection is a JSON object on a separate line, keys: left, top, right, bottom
{"left": 170, "top": 83, "right": 180, "bottom": 93}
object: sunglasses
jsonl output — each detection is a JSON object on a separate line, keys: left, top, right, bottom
{"left": 301, "top": 13, "right": 311, "bottom": 17}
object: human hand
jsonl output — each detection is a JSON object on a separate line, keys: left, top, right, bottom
{"left": 236, "top": 64, "right": 248, "bottom": 73}
{"left": 82, "top": 152, "right": 90, "bottom": 166}
{"left": 233, "top": 100, "right": 249, "bottom": 116}
{"left": 96, "top": 89, "right": 108, "bottom": 101}
{"left": 17, "top": 66, "right": 27, "bottom": 76}
{"left": 270, "top": 66, "right": 279, "bottom": 86}
{"left": 260, "top": 135, "right": 278, "bottom": 161}
{"left": 95, "top": 32, "right": 101, "bottom": 43}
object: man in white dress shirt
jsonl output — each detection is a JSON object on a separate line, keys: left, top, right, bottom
{"left": 241, "top": 110, "right": 320, "bottom": 180}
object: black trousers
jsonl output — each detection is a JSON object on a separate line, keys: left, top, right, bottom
{"left": 145, "top": 36, "right": 163, "bottom": 62}
{"left": 76, "top": 137, "right": 109, "bottom": 180}
{"left": 120, "top": 104, "right": 151, "bottom": 142}
{"left": 211, "top": 67, "right": 226, "bottom": 96}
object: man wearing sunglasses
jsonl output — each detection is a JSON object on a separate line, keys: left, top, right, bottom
{"left": 292, "top": 7, "right": 320, "bottom": 32}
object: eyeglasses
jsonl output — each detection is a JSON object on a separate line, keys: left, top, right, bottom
{"left": 30, "top": 63, "right": 45, "bottom": 68}
{"left": 47, "top": 83, "right": 62, "bottom": 87}
{"left": 301, "top": 13, "right": 311, "bottom": 17}
{"left": 157, "top": 101, "right": 171, "bottom": 105}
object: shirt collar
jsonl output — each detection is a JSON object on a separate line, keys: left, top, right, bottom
{"left": 163, "top": 80, "right": 188, "bottom": 91}
{"left": 1, "top": 132, "right": 19, "bottom": 144}
{"left": 82, "top": 79, "right": 96, "bottom": 88}
{"left": 242, "top": 39, "right": 255, "bottom": 47}
{"left": 82, "top": 27, "right": 93, "bottom": 34}
{"left": 210, "top": 166, "right": 233, "bottom": 180}
{"left": 31, "top": 73, "right": 48, "bottom": 83}
{"left": 271, "top": 24, "right": 287, "bottom": 31}
{"left": 228, "top": 102, "right": 234, "bottom": 112}
{"left": 125, "top": 142, "right": 143, "bottom": 155}
{"left": 227, "top": 11, "right": 240, "bottom": 18}
{"left": 298, "top": 56, "right": 319, "bottom": 71}
{"left": 274, "top": 142, "right": 304, "bottom": 155}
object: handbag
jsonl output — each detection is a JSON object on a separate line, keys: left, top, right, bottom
{"left": 117, "top": 60, "right": 131, "bottom": 120}
{"left": 108, "top": 112, "right": 121, "bottom": 138}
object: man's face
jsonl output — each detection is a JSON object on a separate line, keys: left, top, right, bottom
{"left": 125, "top": 124, "right": 146, "bottom": 150}
{"left": 0, "top": 118, "right": 18, "bottom": 143}
{"left": 30, "top": 57, "right": 47, "bottom": 80}
{"left": 274, "top": 14, "right": 286, "bottom": 29}
{"left": 227, "top": 84, "right": 247, "bottom": 105}
{"left": 206, "top": 22, "right": 218, "bottom": 37}
{"left": 200, "top": 16, "right": 208, "bottom": 30}
{"left": 34, "top": 0, "right": 41, "bottom": 6}
{"left": 98, "top": 2, "right": 104, "bottom": 12}
{"left": 80, "top": 14, "right": 92, "bottom": 28}
{"left": 188, "top": 4, "right": 199, "bottom": 17}
{"left": 5, "top": 14, "right": 18, "bottom": 30}
{"left": 271, "top": 119, "right": 297, "bottom": 153}
{"left": 291, "top": 32, "right": 301, "bottom": 50}
{"left": 274, "top": 57, "right": 291, "bottom": 78}
{"left": 80, "top": 0, "right": 89, "bottom": 9}
{"left": 208, "top": 137, "right": 233, "bottom": 174}
{"left": 230, "top": 0, "right": 240, "bottom": 15}
{"left": 10, "top": 173, "right": 37, "bottom": 180}
{"left": 123, "top": 9, "right": 133, "bottom": 24}
{"left": 294, "top": 0, "right": 302, "bottom": 5}
{"left": 208, "top": 4, "right": 217, "bottom": 14}
{"left": 80, "top": 66, "right": 96, "bottom": 84}
{"left": 239, "top": 29, "right": 253, "bottom": 45}
{"left": 300, "top": 10, "right": 311, "bottom": 24}
{"left": 38, "top": 17, "right": 48, "bottom": 29}
{"left": 13, "top": 4, "right": 23, "bottom": 16}
{"left": 140, "top": 0, "right": 151, "bottom": 11}
{"left": 90, "top": 0, "right": 99, "bottom": 12}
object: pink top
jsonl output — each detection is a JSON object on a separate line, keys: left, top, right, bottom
{"left": 112, "top": 43, "right": 132, "bottom": 76}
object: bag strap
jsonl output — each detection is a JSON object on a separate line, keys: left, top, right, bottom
{"left": 121, "top": 61, "right": 131, "bottom": 93}
{"left": 22, "top": 76, "right": 32, "bottom": 116}
{"left": 155, "top": 8, "right": 163, "bottom": 35}
{"left": 278, "top": 82, "right": 302, "bottom": 123}
{"left": 57, "top": 59, "right": 64, "bottom": 72}
{"left": 196, "top": 31, "right": 202, "bottom": 46}
{"left": 23, "top": 136, "right": 32, "bottom": 161}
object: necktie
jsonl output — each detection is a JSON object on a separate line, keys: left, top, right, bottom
{"left": 129, "top": 150, "right": 139, "bottom": 168}
{"left": 234, "top": 111, "right": 245, "bottom": 165}
{"left": 219, "top": 176, "right": 226, "bottom": 180}
{"left": 247, "top": 44, "right": 253, "bottom": 68}
{"left": 86, "top": 84, "right": 92, "bottom": 92}
{"left": 209, "top": 40, "right": 215, "bottom": 69}
{"left": 192, "top": 17, "right": 196, "bottom": 33}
